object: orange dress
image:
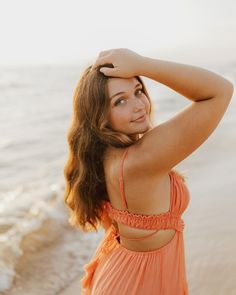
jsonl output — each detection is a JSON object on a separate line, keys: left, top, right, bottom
{"left": 81, "top": 148, "right": 190, "bottom": 294}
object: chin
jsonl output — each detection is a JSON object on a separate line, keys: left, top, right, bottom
{"left": 142, "top": 124, "right": 151, "bottom": 132}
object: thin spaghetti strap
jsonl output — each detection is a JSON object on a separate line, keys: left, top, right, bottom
{"left": 116, "top": 229, "right": 160, "bottom": 241}
{"left": 119, "top": 147, "right": 129, "bottom": 210}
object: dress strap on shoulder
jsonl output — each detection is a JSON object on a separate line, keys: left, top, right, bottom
{"left": 119, "top": 147, "right": 129, "bottom": 210}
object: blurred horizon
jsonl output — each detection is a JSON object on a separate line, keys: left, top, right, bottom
{"left": 0, "top": 0, "right": 235, "bottom": 67}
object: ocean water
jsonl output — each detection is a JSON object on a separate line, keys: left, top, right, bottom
{"left": 0, "top": 61, "right": 235, "bottom": 294}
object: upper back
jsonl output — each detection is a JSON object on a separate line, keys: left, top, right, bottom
{"left": 103, "top": 145, "right": 189, "bottom": 251}
{"left": 103, "top": 146, "right": 172, "bottom": 216}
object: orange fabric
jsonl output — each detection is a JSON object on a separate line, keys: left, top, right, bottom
{"left": 81, "top": 148, "right": 190, "bottom": 294}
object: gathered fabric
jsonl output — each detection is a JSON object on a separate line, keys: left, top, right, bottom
{"left": 105, "top": 201, "right": 185, "bottom": 231}
{"left": 81, "top": 147, "right": 190, "bottom": 294}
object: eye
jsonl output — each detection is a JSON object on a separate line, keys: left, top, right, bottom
{"left": 136, "top": 88, "right": 144, "bottom": 96}
{"left": 114, "top": 98, "right": 125, "bottom": 106}
{"left": 114, "top": 88, "right": 144, "bottom": 106}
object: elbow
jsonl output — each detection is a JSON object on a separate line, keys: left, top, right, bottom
{"left": 229, "top": 81, "right": 234, "bottom": 99}
{"left": 218, "top": 79, "right": 234, "bottom": 101}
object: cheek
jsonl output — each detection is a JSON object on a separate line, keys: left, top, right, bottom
{"left": 108, "top": 108, "right": 130, "bottom": 126}
{"left": 114, "top": 108, "right": 128, "bottom": 121}
{"left": 107, "top": 108, "right": 120, "bottom": 125}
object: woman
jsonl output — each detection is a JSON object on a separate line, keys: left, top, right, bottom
{"left": 63, "top": 48, "right": 234, "bottom": 294}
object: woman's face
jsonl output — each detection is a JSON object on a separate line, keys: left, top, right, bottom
{"left": 106, "top": 77, "right": 152, "bottom": 135}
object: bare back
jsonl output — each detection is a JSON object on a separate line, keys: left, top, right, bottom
{"left": 103, "top": 146, "right": 176, "bottom": 252}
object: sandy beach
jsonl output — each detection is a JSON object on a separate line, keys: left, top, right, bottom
{"left": 58, "top": 103, "right": 236, "bottom": 295}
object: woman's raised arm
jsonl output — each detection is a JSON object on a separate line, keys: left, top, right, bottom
{"left": 92, "top": 48, "right": 234, "bottom": 174}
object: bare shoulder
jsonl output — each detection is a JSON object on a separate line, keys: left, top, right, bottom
{"left": 125, "top": 139, "right": 164, "bottom": 180}
{"left": 103, "top": 144, "right": 162, "bottom": 185}
{"left": 128, "top": 89, "right": 233, "bottom": 176}
{"left": 103, "top": 144, "right": 171, "bottom": 212}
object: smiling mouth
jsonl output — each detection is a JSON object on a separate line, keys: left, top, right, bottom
{"left": 131, "top": 114, "right": 146, "bottom": 122}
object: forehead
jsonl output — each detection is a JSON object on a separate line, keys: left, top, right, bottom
{"left": 107, "top": 77, "right": 139, "bottom": 96}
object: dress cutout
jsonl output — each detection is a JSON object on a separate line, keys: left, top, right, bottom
{"left": 81, "top": 147, "right": 190, "bottom": 295}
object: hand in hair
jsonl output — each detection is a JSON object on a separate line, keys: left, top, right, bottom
{"left": 91, "top": 48, "right": 144, "bottom": 78}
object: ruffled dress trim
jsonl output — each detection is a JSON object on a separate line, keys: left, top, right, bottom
{"left": 104, "top": 202, "right": 185, "bottom": 232}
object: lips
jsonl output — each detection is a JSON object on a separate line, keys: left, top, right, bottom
{"left": 132, "top": 114, "right": 146, "bottom": 122}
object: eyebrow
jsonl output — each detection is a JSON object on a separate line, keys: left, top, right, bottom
{"left": 109, "top": 83, "right": 142, "bottom": 101}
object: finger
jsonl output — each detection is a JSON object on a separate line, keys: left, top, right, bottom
{"left": 92, "top": 56, "right": 111, "bottom": 70}
{"left": 92, "top": 56, "right": 109, "bottom": 70}
{"left": 98, "top": 50, "right": 111, "bottom": 57}
{"left": 100, "top": 67, "right": 118, "bottom": 77}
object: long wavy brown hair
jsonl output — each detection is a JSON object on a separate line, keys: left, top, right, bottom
{"left": 63, "top": 63, "right": 155, "bottom": 233}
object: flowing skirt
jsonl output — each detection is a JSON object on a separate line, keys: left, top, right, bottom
{"left": 81, "top": 224, "right": 189, "bottom": 295}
